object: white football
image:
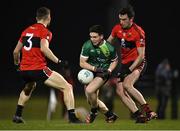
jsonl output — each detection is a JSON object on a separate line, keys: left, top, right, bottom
{"left": 75, "top": 107, "right": 89, "bottom": 122}
{"left": 78, "top": 69, "right": 94, "bottom": 84}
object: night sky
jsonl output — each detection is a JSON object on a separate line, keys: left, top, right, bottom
{"left": 1, "top": 0, "right": 179, "bottom": 94}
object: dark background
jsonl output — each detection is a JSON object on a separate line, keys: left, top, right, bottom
{"left": 1, "top": 0, "right": 179, "bottom": 95}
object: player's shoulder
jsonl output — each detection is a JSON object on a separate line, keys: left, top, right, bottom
{"left": 133, "top": 23, "right": 145, "bottom": 34}
{"left": 132, "top": 23, "right": 145, "bottom": 38}
{"left": 37, "top": 23, "right": 51, "bottom": 33}
{"left": 105, "top": 40, "right": 115, "bottom": 50}
{"left": 83, "top": 40, "right": 92, "bottom": 47}
{"left": 22, "top": 23, "right": 47, "bottom": 33}
{"left": 113, "top": 24, "right": 122, "bottom": 30}
{"left": 32, "top": 23, "right": 51, "bottom": 33}
{"left": 105, "top": 40, "right": 113, "bottom": 46}
{"left": 21, "top": 24, "right": 32, "bottom": 34}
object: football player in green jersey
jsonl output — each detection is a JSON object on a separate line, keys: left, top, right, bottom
{"left": 79, "top": 25, "right": 118, "bottom": 123}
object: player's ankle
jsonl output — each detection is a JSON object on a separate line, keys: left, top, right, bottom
{"left": 133, "top": 110, "right": 142, "bottom": 118}
{"left": 141, "top": 103, "right": 152, "bottom": 113}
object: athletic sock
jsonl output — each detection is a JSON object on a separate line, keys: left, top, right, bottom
{"left": 68, "top": 109, "right": 77, "bottom": 121}
{"left": 133, "top": 110, "right": 142, "bottom": 118}
{"left": 91, "top": 107, "right": 98, "bottom": 114}
{"left": 141, "top": 104, "right": 152, "bottom": 113}
{"left": 104, "top": 110, "right": 114, "bottom": 118}
{"left": 15, "top": 105, "right": 24, "bottom": 117}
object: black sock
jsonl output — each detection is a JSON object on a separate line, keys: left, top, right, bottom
{"left": 104, "top": 110, "right": 113, "bottom": 118}
{"left": 91, "top": 107, "right": 98, "bottom": 114}
{"left": 15, "top": 105, "right": 24, "bottom": 117}
{"left": 133, "top": 110, "right": 141, "bottom": 118}
{"left": 68, "top": 109, "right": 76, "bottom": 120}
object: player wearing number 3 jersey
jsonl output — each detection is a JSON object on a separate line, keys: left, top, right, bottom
{"left": 19, "top": 23, "right": 52, "bottom": 70}
{"left": 12, "top": 7, "right": 82, "bottom": 124}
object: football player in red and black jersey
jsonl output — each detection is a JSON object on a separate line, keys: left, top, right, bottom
{"left": 13, "top": 7, "right": 81, "bottom": 123}
{"left": 107, "top": 5, "right": 157, "bottom": 123}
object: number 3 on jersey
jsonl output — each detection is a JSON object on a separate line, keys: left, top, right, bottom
{"left": 24, "top": 33, "right": 33, "bottom": 51}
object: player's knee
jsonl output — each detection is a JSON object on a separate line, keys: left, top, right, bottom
{"left": 63, "top": 83, "right": 73, "bottom": 92}
{"left": 24, "top": 82, "right": 36, "bottom": 96}
{"left": 116, "top": 87, "right": 125, "bottom": 98}
{"left": 122, "top": 81, "right": 132, "bottom": 90}
{"left": 85, "top": 87, "right": 93, "bottom": 95}
{"left": 116, "top": 88, "right": 121, "bottom": 95}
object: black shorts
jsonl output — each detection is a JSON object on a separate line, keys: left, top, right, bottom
{"left": 121, "top": 59, "right": 147, "bottom": 77}
{"left": 94, "top": 72, "right": 110, "bottom": 82}
{"left": 19, "top": 67, "right": 52, "bottom": 84}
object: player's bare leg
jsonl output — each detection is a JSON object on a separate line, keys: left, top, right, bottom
{"left": 44, "top": 71, "right": 81, "bottom": 123}
{"left": 123, "top": 70, "right": 157, "bottom": 121}
{"left": 141, "top": 104, "right": 158, "bottom": 121}
{"left": 97, "top": 99, "right": 119, "bottom": 123}
{"left": 116, "top": 81, "right": 146, "bottom": 123}
{"left": 97, "top": 99, "right": 108, "bottom": 113}
{"left": 85, "top": 77, "right": 103, "bottom": 123}
{"left": 123, "top": 70, "right": 146, "bottom": 105}
{"left": 85, "top": 77, "right": 118, "bottom": 123}
{"left": 116, "top": 82, "right": 139, "bottom": 113}
{"left": 85, "top": 77, "right": 104, "bottom": 107}
{"left": 13, "top": 82, "right": 36, "bottom": 124}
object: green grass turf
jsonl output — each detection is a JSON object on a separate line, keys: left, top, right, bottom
{"left": 1, "top": 119, "right": 180, "bottom": 130}
{"left": 0, "top": 95, "right": 180, "bottom": 129}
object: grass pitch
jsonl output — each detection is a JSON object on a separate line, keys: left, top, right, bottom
{"left": 0, "top": 95, "right": 180, "bottom": 130}
{"left": 1, "top": 119, "right": 180, "bottom": 130}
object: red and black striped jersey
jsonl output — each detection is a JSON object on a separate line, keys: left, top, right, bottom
{"left": 19, "top": 23, "right": 52, "bottom": 70}
{"left": 111, "top": 23, "right": 145, "bottom": 64}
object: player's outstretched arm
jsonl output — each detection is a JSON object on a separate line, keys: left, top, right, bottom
{"left": 129, "top": 47, "right": 145, "bottom": 71}
{"left": 80, "top": 56, "right": 95, "bottom": 72}
{"left": 13, "top": 41, "right": 23, "bottom": 65}
{"left": 40, "top": 38, "right": 59, "bottom": 64}
{"left": 107, "top": 35, "right": 115, "bottom": 44}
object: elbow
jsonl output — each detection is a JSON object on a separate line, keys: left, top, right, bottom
{"left": 142, "top": 50, "right": 145, "bottom": 59}
{"left": 139, "top": 53, "right": 145, "bottom": 60}
{"left": 114, "top": 59, "right": 118, "bottom": 65}
{"left": 142, "top": 54, "right": 145, "bottom": 60}
{"left": 80, "top": 61, "right": 86, "bottom": 68}
{"left": 40, "top": 47, "right": 44, "bottom": 53}
{"left": 80, "top": 61, "right": 84, "bottom": 68}
{"left": 13, "top": 49, "right": 18, "bottom": 56}
{"left": 40, "top": 47, "right": 46, "bottom": 55}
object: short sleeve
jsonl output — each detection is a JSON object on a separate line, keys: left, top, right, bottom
{"left": 136, "top": 29, "right": 145, "bottom": 47}
{"left": 111, "top": 25, "right": 119, "bottom": 38}
{"left": 41, "top": 29, "right": 52, "bottom": 42}
{"left": 80, "top": 43, "right": 89, "bottom": 58}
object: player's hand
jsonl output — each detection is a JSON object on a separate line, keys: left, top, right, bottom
{"left": 14, "top": 64, "right": 20, "bottom": 72}
{"left": 97, "top": 69, "right": 111, "bottom": 80}
{"left": 102, "top": 69, "right": 112, "bottom": 78}
{"left": 117, "top": 68, "right": 132, "bottom": 81}
{"left": 57, "top": 59, "right": 68, "bottom": 67}
{"left": 94, "top": 67, "right": 106, "bottom": 73}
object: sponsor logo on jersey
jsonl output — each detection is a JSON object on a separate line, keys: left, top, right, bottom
{"left": 90, "top": 49, "right": 95, "bottom": 53}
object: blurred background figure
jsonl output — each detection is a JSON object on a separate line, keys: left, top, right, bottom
{"left": 155, "top": 58, "right": 179, "bottom": 119}
{"left": 47, "top": 61, "right": 74, "bottom": 121}
{"left": 171, "top": 68, "right": 179, "bottom": 119}
{"left": 100, "top": 78, "right": 116, "bottom": 113}
{"left": 47, "top": 88, "right": 58, "bottom": 121}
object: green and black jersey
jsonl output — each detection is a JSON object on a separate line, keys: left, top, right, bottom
{"left": 80, "top": 40, "right": 118, "bottom": 70}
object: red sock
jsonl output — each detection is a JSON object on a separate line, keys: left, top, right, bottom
{"left": 141, "top": 104, "right": 152, "bottom": 113}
